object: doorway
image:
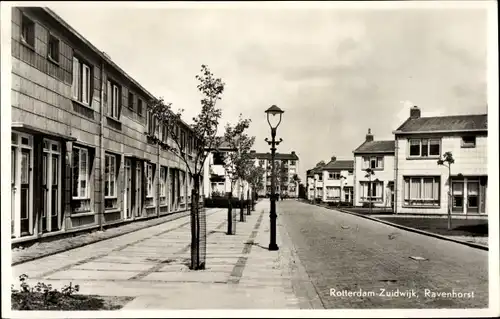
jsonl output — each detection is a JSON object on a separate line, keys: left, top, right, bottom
{"left": 135, "top": 161, "right": 143, "bottom": 217}
{"left": 124, "top": 158, "right": 133, "bottom": 220}
{"left": 41, "top": 139, "right": 62, "bottom": 233}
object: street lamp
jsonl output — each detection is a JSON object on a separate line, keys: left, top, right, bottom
{"left": 265, "top": 105, "right": 284, "bottom": 251}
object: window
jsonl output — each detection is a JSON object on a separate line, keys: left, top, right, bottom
{"left": 326, "top": 186, "right": 340, "bottom": 199}
{"left": 409, "top": 138, "right": 441, "bottom": 158}
{"left": 147, "top": 110, "right": 155, "bottom": 135}
{"left": 72, "top": 147, "right": 89, "bottom": 199}
{"left": 317, "top": 175, "right": 323, "bottom": 181}
{"left": 403, "top": 176, "right": 440, "bottom": 206}
{"left": 107, "top": 80, "right": 121, "bottom": 119}
{"left": 363, "top": 156, "right": 383, "bottom": 169}
{"left": 290, "top": 160, "right": 296, "bottom": 166}
{"left": 359, "top": 181, "right": 384, "bottom": 202}
{"left": 104, "top": 154, "right": 118, "bottom": 209}
{"left": 462, "top": 136, "right": 476, "bottom": 148}
{"left": 137, "top": 99, "right": 143, "bottom": 116}
{"left": 146, "top": 163, "right": 154, "bottom": 198}
{"left": 328, "top": 172, "right": 340, "bottom": 180}
{"left": 48, "top": 34, "right": 60, "bottom": 63}
{"left": 259, "top": 160, "right": 265, "bottom": 167}
{"left": 348, "top": 170, "right": 353, "bottom": 175}
{"left": 72, "top": 57, "right": 92, "bottom": 105}
{"left": 21, "top": 14, "right": 35, "bottom": 48}
{"left": 128, "top": 92, "right": 134, "bottom": 110}
{"left": 160, "top": 166, "right": 167, "bottom": 205}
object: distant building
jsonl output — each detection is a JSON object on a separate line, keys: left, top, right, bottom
{"left": 393, "top": 106, "right": 488, "bottom": 215}
{"left": 306, "top": 161, "right": 325, "bottom": 201}
{"left": 353, "top": 129, "right": 395, "bottom": 208}
{"left": 320, "top": 157, "right": 354, "bottom": 204}
{"left": 249, "top": 151, "right": 300, "bottom": 198}
{"left": 203, "top": 141, "right": 236, "bottom": 198}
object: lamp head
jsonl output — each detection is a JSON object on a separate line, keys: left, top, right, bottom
{"left": 265, "top": 105, "right": 284, "bottom": 129}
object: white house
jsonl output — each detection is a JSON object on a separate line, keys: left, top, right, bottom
{"left": 320, "top": 157, "right": 354, "bottom": 204}
{"left": 393, "top": 106, "right": 488, "bottom": 215}
{"left": 353, "top": 129, "right": 395, "bottom": 208}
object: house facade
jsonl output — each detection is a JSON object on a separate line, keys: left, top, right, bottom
{"left": 203, "top": 142, "right": 250, "bottom": 199}
{"left": 393, "top": 106, "right": 488, "bottom": 215}
{"left": 320, "top": 157, "right": 354, "bottom": 204}
{"left": 353, "top": 129, "right": 395, "bottom": 208}
{"left": 249, "top": 151, "right": 300, "bottom": 198}
{"left": 10, "top": 7, "right": 202, "bottom": 243}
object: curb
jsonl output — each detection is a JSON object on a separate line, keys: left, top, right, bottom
{"left": 306, "top": 202, "right": 489, "bottom": 251}
{"left": 12, "top": 208, "right": 223, "bottom": 266}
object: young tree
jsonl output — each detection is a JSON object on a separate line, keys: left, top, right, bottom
{"left": 246, "top": 165, "right": 266, "bottom": 209}
{"left": 438, "top": 151, "right": 455, "bottom": 230}
{"left": 365, "top": 168, "right": 375, "bottom": 214}
{"left": 223, "top": 115, "right": 255, "bottom": 224}
{"left": 147, "top": 64, "right": 225, "bottom": 270}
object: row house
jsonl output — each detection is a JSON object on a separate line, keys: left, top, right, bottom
{"left": 203, "top": 141, "right": 250, "bottom": 199}
{"left": 249, "top": 151, "right": 300, "bottom": 198}
{"left": 353, "top": 129, "right": 395, "bottom": 208}
{"left": 10, "top": 7, "right": 202, "bottom": 243}
{"left": 320, "top": 157, "right": 354, "bottom": 204}
{"left": 393, "top": 106, "right": 488, "bottom": 215}
{"left": 306, "top": 161, "right": 325, "bottom": 201}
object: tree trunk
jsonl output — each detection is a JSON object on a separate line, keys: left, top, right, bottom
{"left": 190, "top": 174, "right": 206, "bottom": 270}
{"left": 239, "top": 185, "right": 245, "bottom": 222}
{"left": 227, "top": 191, "right": 236, "bottom": 235}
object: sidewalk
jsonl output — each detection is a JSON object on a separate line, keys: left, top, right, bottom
{"left": 12, "top": 200, "right": 319, "bottom": 309}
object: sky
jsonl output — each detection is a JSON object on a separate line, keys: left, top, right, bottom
{"left": 48, "top": 2, "right": 489, "bottom": 181}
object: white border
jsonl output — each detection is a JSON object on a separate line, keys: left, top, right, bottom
{"left": 1, "top": 1, "right": 498, "bottom": 318}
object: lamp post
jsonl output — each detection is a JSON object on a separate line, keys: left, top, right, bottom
{"left": 265, "top": 105, "right": 284, "bottom": 251}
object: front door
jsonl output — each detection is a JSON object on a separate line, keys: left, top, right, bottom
{"left": 20, "top": 149, "right": 32, "bottom": 236}
{"left": 11, "top": 147, "right": 16, "bottom": 236}
{"left": 135, "top": 161, "right": 142, "bottom": 217}
{"left": 452, "top": 181, "right": 464, "bottom": 213}
{"left": 124, "top": 159, "right": 132, "bottom": 219}
{"left": 467, "top": 181, "right": 479, "bottom": 214}
{"left": 41, "top": 139, "right": 62, "bottom": 233}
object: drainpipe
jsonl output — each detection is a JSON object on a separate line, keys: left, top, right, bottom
{"left": 394, "top": 138, "right": 398, "bottom": 214}
{"left": 99, "top": 59, "right": 105, "bottom": 231}
{"left": 353, "top": 155, "right": 357, "bottom": 207}
{"left": 157, "top": 141, "right": 160, "bottom": 217}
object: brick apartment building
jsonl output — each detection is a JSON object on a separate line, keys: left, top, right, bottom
{"left": 10, "top": 7, "right": 202, "bottom": 244}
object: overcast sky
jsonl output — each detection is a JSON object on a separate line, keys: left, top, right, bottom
{"left": 49, "top": 2, "right": 489, "bottom": 180}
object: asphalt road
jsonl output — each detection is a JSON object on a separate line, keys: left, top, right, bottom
{"left": 278, "top": 200, "right": 488, "bottom": 309}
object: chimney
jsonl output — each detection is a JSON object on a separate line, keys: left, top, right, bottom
{"left": 291, "top": 151, "right": 295, "bottom": 155}
{"left": 410, "top": 105, "right": 421, "bottom": 119}
{"left": 365, "top": 128, "right": 374, "bottom": 142}
{"left": 331, "top": 156, "right": 337, "bottom": 162}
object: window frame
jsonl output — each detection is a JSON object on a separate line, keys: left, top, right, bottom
{"left": 403, "top": 176, "right": 441, "bottom": 207}
{"left": 146, "top": 163, "right": 154, "bottom": 198}
{"left": 128, "top": 91, "right": 135, "bottom": 110}
{"left": 72, "top": 146, "right": 90, "bottom": 200}
{"left": 47, "top": 33, "right": 60, "bottom": 63}
{"left": 137, "top": 98, "right": 143, "bottom": 117}
{"left": 359, "top": 181, "right": 384, "bottom": 202}
{"left": 104, "top": 153, "right": 118, "bottom": 199}
{"left": 21, "top": 13, "right": 35, "bottom": 48}
{"left": 107, "top": 79, "right": 121, "bottom": 120}
{"left": 408, "top": 138, "right": 441, "bottom": 158}
{"left": 72, "top": 56, "right": 92, "bottom": 106}
{"left": 461, "top": 136, "right": 476, "bottom": 148}
{"left": 363, "top": 156, "right": 384, "bottom": 170}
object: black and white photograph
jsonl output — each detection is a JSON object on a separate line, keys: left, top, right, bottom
{"left": 1, "top": 1, "right": 498, "bottom": 317}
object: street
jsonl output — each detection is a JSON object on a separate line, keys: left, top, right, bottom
{"left": 279, "top": 200, "right": 488, "bottom": 308}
